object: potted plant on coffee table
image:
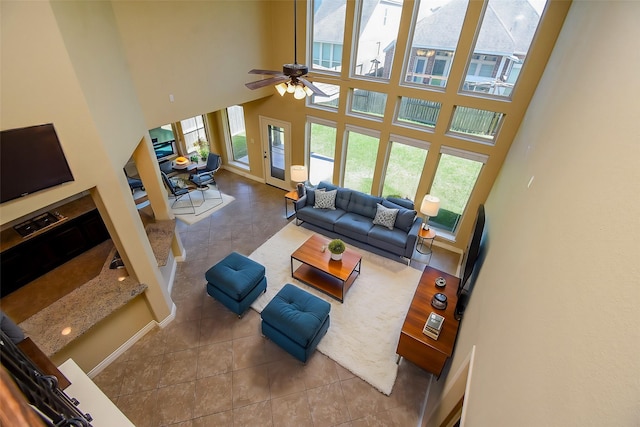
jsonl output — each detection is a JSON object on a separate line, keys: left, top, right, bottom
{"left": 328, "top": 239, "right": 346, "bottom": 261}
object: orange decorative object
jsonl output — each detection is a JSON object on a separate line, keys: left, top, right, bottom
{"left": 175, "top": 156, "right": 188, "bottom": 165}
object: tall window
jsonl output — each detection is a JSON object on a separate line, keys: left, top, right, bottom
{"left": 381, "top": 136, "right": 429, "bottom": 200}
{"left": 352, "top": 0, "right": 404, "bottom": 80}
{"left": 429, "top": 148, "right": 486, "bottom": 233}
{"left": 463, "top": 0, "right": 548, "bottom": 98}
{"left": 343, "top": 127, "right": 380, "bottom": 193}
{"left": 224, "top": 105, "right": 248, "bottom": 166}
{"left": 307, "top": 119, "right": 337, "bottom": 185}
{"left": 403, "top": 0, "right": 467, "bottom": 88}
{"left": 311, "top": 0, "right": 346, "bottom": 73}
{"left": 180, "top": 115, "right": 206, "bottom": 154}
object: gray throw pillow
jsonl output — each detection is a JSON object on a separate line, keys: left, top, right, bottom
{"left": 373, "top": 203, "right": 398, "bottom": 230}
{"left": 314, "top": 189, "right": 337, "bottom": 210}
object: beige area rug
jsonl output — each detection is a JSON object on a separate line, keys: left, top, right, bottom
{"left": 249, "top": 223, "right": 423, "bottom": 395}
{"left": 171, "top": 186, "right": 235, "bottom": 225}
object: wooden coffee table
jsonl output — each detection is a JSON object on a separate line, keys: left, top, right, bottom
{"left": 290, "top": 234, "right": 362, "bottom": 303}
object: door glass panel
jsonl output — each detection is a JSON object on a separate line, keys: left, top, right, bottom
{"left": 343, "top": 130, "right": 379, "bottom": 193}
{"left": 268, "top": 125, "right": 285, "bottom": 180}
{"left": 382, "top": 141, "right": 428, "bottom": 200}
{"left": 309, "top": 122, "right": 336, "bottom": 185}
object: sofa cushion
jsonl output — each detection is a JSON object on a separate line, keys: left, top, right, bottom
{"left": 372, "top": 203, "right": 398, "bottom": 230}
{"left": 314, "top": 189, "right": 337, "bottom": 210}
{"left": 317, "top": 182, "right": 351, "bottom": 210}
{"left": 335, "top": 213, "right": 375, "bottom": 240}
{"left": 305, "top": 187, "right": 322, "bottom": 206}
{"left": 382, "top": 199, "right": 416, "bottom": 233}
{"left": 367, "top": 227, "right": 408, "bottom": 255}
{"left": 297, "top": 206, "right": 345, "bottom": 230}
{"left": 386, "top": 197, "right": 415, "bottom": 210}
{"left": 347, "top": 191, "right": 383, "bottom": 218}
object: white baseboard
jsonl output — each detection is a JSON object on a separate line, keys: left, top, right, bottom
{"left": 159, "top": 303, "right": 177, "bottom": 329}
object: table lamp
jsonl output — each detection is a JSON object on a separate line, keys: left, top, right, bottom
{"left": 420, "top": 195, "right": 440, "bottom": 230}
{"left": 291, "top": 165, "right": 308, "bottom": 198}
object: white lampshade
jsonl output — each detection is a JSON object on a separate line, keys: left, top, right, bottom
{"left": 275, "top": 82, "right": 288, "bottom": 96}
{"left": 286, "top": 82, "right": 296, "bottom": 93}
{"left": 293, "top": 84, "right": 306, "bottom": 99}
{"left": 420, "top": 195, "right": 441, "bottom": 217}
{"left": 303, "top": 86, "right": 314, "bottom": 97}
{"left": 290, "top": 165, "right": 308, "bottom": 183}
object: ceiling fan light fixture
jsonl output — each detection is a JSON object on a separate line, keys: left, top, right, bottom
{"left": 303, "top": 86, "right": 314, "bottom": 97}
{"left": 293, "top": 84, "right": 306, "bottom": 99}
{"left": 275, "top": 82, "right": 288, "bottom": 96}
{"left": 286, "top": 82, "right": 296, "bottom": 93}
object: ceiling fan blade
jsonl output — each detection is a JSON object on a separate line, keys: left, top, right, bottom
{"left": 299, "top": 77, "right": 329, "bottom": 97}
{"left": 248, "top": 69, "right": 284, "bottom": 76}
{"left": 245, "top": 75, "right": 289, "bottom": 90}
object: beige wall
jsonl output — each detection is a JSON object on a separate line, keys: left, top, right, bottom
{"left": 110, "top": 0, "right": 274, "bottom": 130}
{"left": 0, "top": 1, "right": 172, "bottom": 368}
{"left": 436, "top": 1, "right": 640, "bottom": 425}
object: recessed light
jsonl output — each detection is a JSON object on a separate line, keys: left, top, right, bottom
{"left": 61, "top": 327, "right": 72, "bottom": 336}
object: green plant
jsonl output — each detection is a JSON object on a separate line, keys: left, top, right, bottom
{"left": 327, "top": 239, "right": 346, "bottom": 254}
{"left": 195, "top": 137, "right": 210, "bottom": 160}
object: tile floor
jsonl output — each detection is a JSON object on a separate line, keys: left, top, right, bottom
{"left": 93, "top": 170, "right": 460, "bottom": 427}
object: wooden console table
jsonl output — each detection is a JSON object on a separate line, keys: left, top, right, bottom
{"left": 396, "top": 266, "right": 460, "bottom": 377}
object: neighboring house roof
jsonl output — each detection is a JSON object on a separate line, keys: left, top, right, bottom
{"left": 314, "top": 0, "right": 348, "bottom": 44}
{"left": 411, "top": 0, "right": 539, "bottom": 55}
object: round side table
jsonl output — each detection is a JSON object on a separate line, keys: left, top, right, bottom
{"left": 416, "top": 227, "right": 437, "bottom": 257}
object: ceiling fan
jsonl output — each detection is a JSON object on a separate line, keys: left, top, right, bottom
{"left": 245, "top": 1, "right": 328, "bottom": 99}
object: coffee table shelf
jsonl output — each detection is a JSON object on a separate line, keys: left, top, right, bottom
{"left": 290, "top": 234, "right": 362, "bottom": 303}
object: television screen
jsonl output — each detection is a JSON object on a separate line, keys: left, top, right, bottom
{"left": 0, "top": 124, "right": 74, "bottom": 203}
{"left": 455, "top": 204, "right": 485, "bottom": 320}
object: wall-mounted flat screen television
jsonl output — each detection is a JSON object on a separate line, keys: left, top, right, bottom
{"left": 0, "top": 123, "right": 74, "bottom": 204}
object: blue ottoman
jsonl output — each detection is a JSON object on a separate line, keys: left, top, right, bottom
{"left": 205, "top": 252, "right": 267, "bottom": 317}
{"left": 261, "top": 284, "right": 330, "bottom": 363}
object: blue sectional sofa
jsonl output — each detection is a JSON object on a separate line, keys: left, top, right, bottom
{"left": 293, "top": 181, "right": 422, "bottom": 262}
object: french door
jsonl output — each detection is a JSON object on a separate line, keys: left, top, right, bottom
{"left": 259, "top": 116, "right": 291, "bottom": 190}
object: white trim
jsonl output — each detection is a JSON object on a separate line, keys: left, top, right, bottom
{"left": 440, "top": 146, "right": 489, "bottom": 163}
{"left": 306, "top": 115, "right": 338, "bottom": 128}
{"left": 86, "top": 321, "right": 157, "bottom": 378}
{"left": 344, "top": 124, "right": 381, "bottom": 139}
{"left": 389, "top": 133, "right": 431, "bottom": 150}
{"left": 158, "top": 303, "right": 177, "bottom": 329}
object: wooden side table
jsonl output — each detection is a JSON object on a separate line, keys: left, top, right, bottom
{"left": 415, "top": 227, "right": 436, "bottom": 264}
{"left": 284, "top": 190, "right": 299, "bottom": 219}
{"left": 396, "top": 266, "right": 460, "bottom": 377}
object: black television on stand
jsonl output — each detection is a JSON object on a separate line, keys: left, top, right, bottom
{"left": 454, "top": 204, "right": 486, "bottom": 320}
{"left": 0, "top": 124, "right": 74, "bottom": 204}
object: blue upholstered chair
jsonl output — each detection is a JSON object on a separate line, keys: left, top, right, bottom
{"left": 261, "top": 284, "right": 331, "bottom": 363}
{"left": 190, "top": 153, "right": 221, "bottom": 188}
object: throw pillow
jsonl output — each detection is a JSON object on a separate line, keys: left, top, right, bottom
{"left": 373, "top": 203, "right": 398, "bottom": 230}
{"left": 314, "top": 189, "right": 337, "bottom": 210}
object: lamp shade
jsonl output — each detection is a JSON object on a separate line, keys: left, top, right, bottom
{"left": 275, "top": 82, "right": 288, "bottom": 96}
{"left": 290, "top": 165, "right": 308, "bottom": 183}
{"left": 420, "top": 195, "right": 440, "bottom": 217}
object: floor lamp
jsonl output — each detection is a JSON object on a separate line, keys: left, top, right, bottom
{"left": 291, "top": 165, "right": 308, "bottom": 198}
{"left": 420, "top": 195, "right": 440, "bottom": 230}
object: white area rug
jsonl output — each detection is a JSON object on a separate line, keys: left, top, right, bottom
{"left": 172, "top": 187, "right": 234, "bottom": 225}
{"left": 249, "top": 223, "right": 423, "bottom": 395}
